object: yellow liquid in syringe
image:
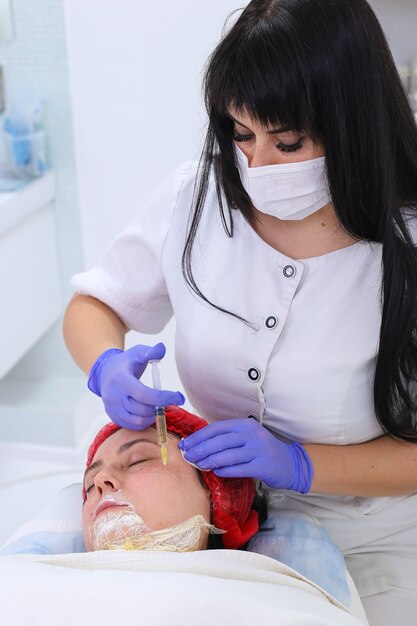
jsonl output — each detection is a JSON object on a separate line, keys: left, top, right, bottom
{"left": 155, "top": 407, "right": 168, "bottom": 466}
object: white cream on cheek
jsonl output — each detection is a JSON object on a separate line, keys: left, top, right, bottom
{"left": 89, "top": 490, "right": 222, "bottom": 552}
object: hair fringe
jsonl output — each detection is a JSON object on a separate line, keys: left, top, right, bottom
{"left": 182, "top": 0, "right": 417, "bottom": 441}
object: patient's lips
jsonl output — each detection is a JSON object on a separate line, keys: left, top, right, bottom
{"left": 95, "top": 502, "right": 127, "bottom": 519}
{"left": 94, "top": 497, "right": 129, "bottom": 520}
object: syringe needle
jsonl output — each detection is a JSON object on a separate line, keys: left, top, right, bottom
{"left": 149, "top": 360, "right": 168, "bottom": 465}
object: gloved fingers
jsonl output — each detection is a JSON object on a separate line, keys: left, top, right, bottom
{"left": 122, "top": 375, "right": 185, "bottom": 408}
{"left": 190, "top": 447, "right": 255, "bottom": 471}
{"left": 102, "top": 397, "right": 156, "bottom": 430}
{"left": 180, "top": 418, "right": 251, "bottom": 451}
{"left": 126, "top": 342, "right": 166, "bottom": 365}
{"left": 121, "top": 415, "right": 156, "bottom": 430}
{"left": 128, "top": 343, "right": 167, "bottom": 380}
{"left": 182, "top": 432, "right": 245, "bottom": 464}
{"left": 121, "top": 395, "right": 156, "bottom": 418}
{"left": 213, "top": 463, "right": 258, "bottom": 479}
{"left": 109, "top": 408, "right": 156, "bottom": 431}
{"left": 213, "top": 463, "right": 256, "bottom": 479}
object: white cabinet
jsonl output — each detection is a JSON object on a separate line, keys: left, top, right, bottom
{"left": 0, "top": 172, "right": 62, "bottom": 378}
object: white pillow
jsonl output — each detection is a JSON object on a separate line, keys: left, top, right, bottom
{"left": 0, "top": 483, "right": 86, "bottom": 555}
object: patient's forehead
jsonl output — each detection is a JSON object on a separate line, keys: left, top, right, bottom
{"left": 92, "top": 426, "right": 179, "bottom": 461}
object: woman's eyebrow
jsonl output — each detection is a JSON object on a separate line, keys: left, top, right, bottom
{"left": 117, "top": 438, "right": 159, "bottom": 454}
{"left": 229, "top": 114, "right": 290, "bottom": 134}
{"left": 83, "top": 439, "right": 159, "bottom": 483}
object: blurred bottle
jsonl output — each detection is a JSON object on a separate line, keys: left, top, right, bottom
{"left": 2, "top": 98, "right": 48, "bottom": 178}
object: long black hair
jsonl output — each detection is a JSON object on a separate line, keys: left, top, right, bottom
{"left": 181, "top": 0, "right": 417, "bottom": 442}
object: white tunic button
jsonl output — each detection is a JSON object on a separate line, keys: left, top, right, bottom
{"left": 248, "top": 367, "right": 261, "bottom": 382}
{"left": 265, "top": 315, "right": 278, "bottom": 329}
{"left": 283, "top": 264, "right": 296, "bottom": 278}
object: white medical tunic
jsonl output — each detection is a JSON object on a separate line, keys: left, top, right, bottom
{"left": 72, "top": 161, "right": 417, "bottom": 601}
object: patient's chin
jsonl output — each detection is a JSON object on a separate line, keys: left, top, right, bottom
{"left": 87, "top": 507, "right": 220, "bottom": 552}
{"left": 89, "top": 507, "right": 143, "bottom": 551}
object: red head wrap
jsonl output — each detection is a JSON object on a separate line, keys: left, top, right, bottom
{"left": 83, "top": 406, "right": 259, "bottom": 549}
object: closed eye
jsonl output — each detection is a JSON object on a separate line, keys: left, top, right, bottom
{"left": 83, "top": 461, "right": 146, "bottom": 497}
{"left": 233, "top": 132, "right": 253, "bottom": 142}
{"left": 128, "top": 460, "right": 147, "bottom": 467}
{"left": 83, "top": 461, "right": 147, "bottom": 498}
{"left": 233, "top": 131, "right": 304, "bottom": 153}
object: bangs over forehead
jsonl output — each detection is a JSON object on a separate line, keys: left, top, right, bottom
{"left": 204, "top": 5, "right": 321, "bottom": 141}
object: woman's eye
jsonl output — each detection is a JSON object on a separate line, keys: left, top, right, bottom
{"left": 276, "top": 140, "right": 304, "bottom": 153}
{"left": 233, "top": 132, "right": 253, "bottom": 142}
{"left": 233, "top": 130, "right": 304, "bottom": 153}
{"left": 85, "top": 484, "right": 95, "bottom": 495}
{"left": 128, "top": 459, "right": 147, "bottom": 468}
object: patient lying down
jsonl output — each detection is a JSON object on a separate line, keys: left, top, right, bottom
{"left": 82, "top": 407, "right": 259, "bottom": 552}
{"left": 1, "top": 408, "right": 366, "bottom": 623}
{"left": 81, "top": 408, "right": 353, "bottom": 607}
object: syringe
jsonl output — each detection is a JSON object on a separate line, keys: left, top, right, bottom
{"left": 149, "top": 359, "right": 168, "bottom": 465}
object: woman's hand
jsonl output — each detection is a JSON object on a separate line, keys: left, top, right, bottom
{"left": 179, "top": 418, "right": 313, "bottom": 493}
{"left": 87, "top": 342, "right": 185, "bottom": 429}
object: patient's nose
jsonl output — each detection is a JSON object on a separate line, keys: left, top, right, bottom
{"left": 94, "top": 470, "right": 121, "bottom": 494}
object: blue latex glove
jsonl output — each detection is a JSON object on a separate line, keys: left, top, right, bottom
{"left": 87, "top": 342, "right": 185, "bottom": 429}
{"left": 179, "top": 418, "right": 314, "bottom": 493}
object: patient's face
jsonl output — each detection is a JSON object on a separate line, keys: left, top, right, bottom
{"left": 82, "top": 427, "right": 211, "bottom": 551}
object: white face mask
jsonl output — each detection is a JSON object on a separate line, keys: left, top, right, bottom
{"left": 234, "top": 143, "right": 332, "bottom": 220}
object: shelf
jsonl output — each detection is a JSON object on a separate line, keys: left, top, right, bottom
{"left": 0, "top": 170, "right": 56, "bottom": 237}
{"left": 0, "top": 170, "right": 62, "bottom": 378}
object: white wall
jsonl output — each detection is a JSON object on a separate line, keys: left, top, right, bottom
{"left": 369, "top": 0, "right": 417, "bottom": 67}
{"left": 64, "top": 0, "right": 243, "bottom": 267}
{"left": 64, "top": 0, "right": 245, "bottom": 405}
{"left": 65, "top": 0, "right": 417, "bottom": 269}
